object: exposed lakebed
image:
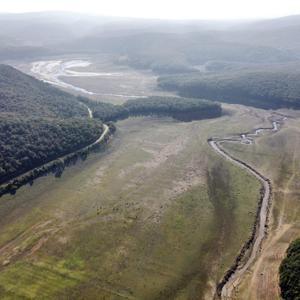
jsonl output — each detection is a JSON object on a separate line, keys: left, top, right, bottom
{"left": 31, "top": 60, "right": 122, "bottom": 95}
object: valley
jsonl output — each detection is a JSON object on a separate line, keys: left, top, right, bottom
{"left": 4, "top": 55, "right": 299, "bottom": 299}
{"left": 222, "top": 110, "right": 300, "bottom": 299}
{"left": 0, "top": 9, "right": 300, "bottom": 300}
{"left": 0, "top": 105, "right": 270, "bottom": 299}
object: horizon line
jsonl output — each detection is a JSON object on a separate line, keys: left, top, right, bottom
{"left": 0, "top": 10, "right": 299, "bottom": 22}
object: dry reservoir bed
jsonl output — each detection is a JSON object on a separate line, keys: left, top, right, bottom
{"left": 0, "top": 106, "right": 282, "bottom": 299}
{"left": 16, "top": 56, "right": 174, "bottom": 105}
{"left": 222, "top": 110, "right": 300, "bottom": 300}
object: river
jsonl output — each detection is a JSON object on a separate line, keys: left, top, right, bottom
{"left": 209, "top": 114, "right": 288, "bottom": 299}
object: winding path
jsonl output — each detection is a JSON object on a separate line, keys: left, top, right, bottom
{"left": 80, "top": 102, "right": 110, "bottom": 146}
{"left": 208, "top": 114, "right": 287, "bottom": 299}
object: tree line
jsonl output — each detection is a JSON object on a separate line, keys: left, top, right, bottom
{"left": 79, "top": 96, "right": 222, "bottom": 122}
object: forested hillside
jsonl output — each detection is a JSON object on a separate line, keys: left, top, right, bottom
{"left": 0, "top": 65, "right": 104, "bottom": 186}
{"left": 0, "top": 116, "right": 102, "bottom": 184}
{"left": 0, "top": 64, "right": 88, "bottom": 118}
{"left": 78, "top": 97, "right": 129, "bottom": 121}
{"left": 280, "top": 238, "right": 300, "bottom": 300}
{"left": 158, "top": 70, "right": 300, "bottom": 109}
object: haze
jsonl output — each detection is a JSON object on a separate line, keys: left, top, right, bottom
{"left": 1, "top": 0, "right": 300, "bottom": 19}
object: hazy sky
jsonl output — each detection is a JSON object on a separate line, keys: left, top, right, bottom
{"left": 1, "top": 0, "right": 300, "bottom": 20}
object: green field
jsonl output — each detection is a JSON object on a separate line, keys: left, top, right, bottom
{"left": 0, "top": 105, "right": 271, "bottom": 299}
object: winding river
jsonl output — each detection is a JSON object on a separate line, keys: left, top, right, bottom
{"left": 209, "top": 114, "right": 287, "bottom": 299}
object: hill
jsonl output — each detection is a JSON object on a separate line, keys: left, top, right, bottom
{"left": 58, "top": 14, "right": 300, "bottom": 73}
{"left": 223, "top": 15, "right": 300, "bottom": 52}
{"left": 0, "top": 64, "right": 88, "bottom": 118}
{"left": 158, "top": 69, "right": 300, "bottom": 109}
{"left": 0, "top": 65, "right": 103, "bottom": 186}
{"left": 0, "top": 115, "right": 102, "bottom": 184}
{"left": 63, "top": 31, "right": 295, "bottom": 74}
{"left": 1, "top": 13, "right": 300, "bottom": 73}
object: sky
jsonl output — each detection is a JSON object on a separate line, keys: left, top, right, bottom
{"left": 1, "top": 0, "right": 300, "bottom": 20}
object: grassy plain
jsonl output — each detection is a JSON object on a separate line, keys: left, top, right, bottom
{"left": 0, "top": 105, "right": 272, "bottom": 299}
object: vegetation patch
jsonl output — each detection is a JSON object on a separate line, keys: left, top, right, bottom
{"left": 279, "top": 238, "right": 300, "bottom": 300}
{"left": 0, "top": 259, "right": 86, "bottom": 299}
{"left": 0, "top": 64, "right": 87, "bottom": 118}
{"left": 80, "top": 95, "right": 222, "bottom": 122}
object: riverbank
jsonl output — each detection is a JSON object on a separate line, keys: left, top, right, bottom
{"left": 209, "top": 114, "right": 288, "bottom": 299}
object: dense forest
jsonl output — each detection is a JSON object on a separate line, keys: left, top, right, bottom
{"left": 123, "top": 96, "right": 222, "bottom": 121}
{"left": 79, "top": 96, "right": 222, "bottom": 122}
{"left": 0, "top": 115, "right": 103, "bottom": 184}
{"left": 279, "top": 238, "right": 300, "bottom": 300}
{"left": 0, "top": 65, "right": 105, "bottom": 188}
{"left": 158, "top": 70, "right": 300, "bottom": 109}
{"left": 0, "top": 64, "right": 88, "bottom": 118}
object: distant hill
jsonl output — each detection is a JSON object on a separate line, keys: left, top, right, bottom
{"left": 1, "top": 12, "right": 300, "bottom": 68}
{"left": 240, "top": 15, "right": 300, "bottom": 31}
{"left": 63, "top": 30, "right": 296, "bottom": 75}
{"left": 0, "top": 12, "right": 116, "bottom": 60}
{"left": 0, "top": 12, "right": 107, "bottom": 46}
